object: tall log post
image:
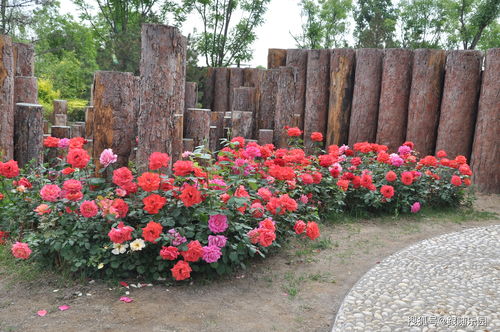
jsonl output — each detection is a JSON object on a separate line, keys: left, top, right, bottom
{"left": 232, "top": 111, "right": 254, "bottom": 138}
{"left": 213, "top": 67, "right": 229, "bottom": 113}
{"left": 348, "top": 49, "right": 383, "bottom": 146}
{"left": 326, "top": 49, "right": 356, "bottom": 147}
{"left": 0, "top": 35, "right": 14, "bottom": 161}
{"left": 92, "top": 71, "right": 136, "bottom": 173}
{"left": 229, "top": 68, "right": 243, "bottom": 113}
{"left": 70, "top": 123, "right": 83, "bottom": 138}
{"left": 471, "top": 49, "right": 500, "bottom": 193}
{"left": 185, "top": 108, "right": 211, "bottom": 147}
{"left": 14, "top": 103, "right": 43, "bottom": 167}
{"left": 85, "top": 106, "right": 94, "bottom": 139}
{"left": 224, "top": 112, "right": 232, "bottom": 129}
{"left": 13, "top": 42, "right": 34, "bottom": 76}
{"left": 436, "top": 50, "right": 482, "bottom": 158}
{"left": 256, "top": 69, "right": 279, "bottom": 133}
{"left": 376, "top": 49, "right": 413, "bottom": 151}
{"left": 14, "top": 76, "right": 37, "bottom": 103}
{"left": 286, "top": 49, "right": 308, "bottom": 130}
{"left": 50, "top": 125, "right": 71, "bottom": 138}
{"left": 406, "top": 49, "right": 446, "bottom": 156}
{"left": 258, "top": 129, "right": 274, "bottom": 145}
{"left": 268, "top": 49, "right": 287, "bottom": 69}
{"left": 304, "top": 49, "right": 330, "bottom": 151}
{"left": 185, "top": 82, "right": 198, "bottom": 110}
{"left": 210, "top": 111, "right": 225, "bottom": 150}
{"left": 75, "top": 121, "right": 86, "bottom": 137}
{"left": 54, "top": 114, "right": 67, "bottom": 126}
{"left": 274, "top": 66, "right": 296, "bottom": 148}
{"left": 137, "top": 24, "right": 186, "bottom": 171}
{"left": 209, "top": 126, "right": 218, "bottom": 151}
{"left": 43, "top": 120, "right": 49, "bottom": 134}
{"left": 172, "top": 114, "right": 184, "bottom": 162}
{"left": 51, "top": 100, "right": 68, "bottom": 124}
{"left": 232, "top": 87, "right": 256, "bottom": 112}
{"left": 183, "top": 138, "right": 194, "bottom": 152}
{"left": 243, "top": 68, "right": 261, "bottom": 87}
{"left": 202, "top": 67, "right": 215, "bottom": 109}
{"left": 130, "top": 76, "right": 140, "bottom": 161}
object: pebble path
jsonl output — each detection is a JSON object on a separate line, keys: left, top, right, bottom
{"left": 331, "top": 225, "right": 500, "bottom": 332}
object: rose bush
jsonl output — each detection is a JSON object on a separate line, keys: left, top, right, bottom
{"left": 0, "top": 130, "right": 473, "bottom": 281}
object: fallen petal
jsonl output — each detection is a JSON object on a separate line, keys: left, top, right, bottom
{"left": 37, "top": 310, "right": 48, "bottom": 317}
{"left": 119, "top": 281, "right": 129, "bottom": 288}
{"left": 58, "top": 305, "right": 71, "bottom": 311}
{"left": 119, "top": 296, "right": 133, "bottom": 303}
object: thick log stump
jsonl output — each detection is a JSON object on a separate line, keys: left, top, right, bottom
{"left": 172, "top": 114, "right": 184, "bottom": 162}
{"left": 232, "top": 111, "right": 254, "bottom": 138}
{"left": 185, "top": 82, "right": 198, "bottom": 110}
{"left": 202, "top": 67, "right": 215, "bottom": 109}
{"left": 471, "top": 49, "right": 500, "bottom": 193}
{"left": 209, "top": 126, "right": 218, "bottom": 151}
{"left": 348, "top": 49, "right": 383, "bottom": 146}
{"left": 406, "top": 49, "right": 446, "bottom": 156}
{"left": 286, "top": 49, "right": 308, "bottom": 130}
{"left": 232, "top": 87, "right": 256, "bottom": 113}
{"left": 14, "top": 76, "right": 37, "bottom": 103}
{"left": 85, "top": 106, "right": 94, "bottom": 139}
{"left": 213, "top": 68, "right": 229, "bottom": 113}
{"left": 229, "top": 68, "right": 244, "bottom": 112}
{"left": 210, "top": 111, "right": 224, "bottom": 150}
{"left": 54, "top": 114, "right": 67, "bottom": 126}
{"left": 185, "top": 108, "right": 211, "bottom": 147}
{"left": 376, "top": 49, "right": 413, "bottom": 151}
{"left": 268, "top": 49, "right": 287, "bottom": 69}
{"left": 51, "top": 100, "right": 67, "bottom": 124}
{"left": 436, "top": 50, "right": 482, "bottom": 158}
{"left": 327, "top": 49, "right": 356, "bottom": 146}
{"left": 70, "top": 123, "right": 84, "bottom": 138}
{"left": 92, "top": 71, "right": 136, "bottom": 173}
{"left": 75, "top": 121, "right": 86, "bottom": 137}
{"left": 13, "top": 43, "right": 34, "bottom": 76}
{"left": 51, "top": 125, "right": 71, "bottom": 138}
{"left": 137, "top": 24, "right": 186, "bottom": 171}
{"left": 258, "top": 129, "right": 274, "bottom": 145}
{"left": 0, "top": 35, "right": 14, "bottom": 160}
{"left": 304, "top": 49, "right": 330, "bottom": 151}
{"left": 183, "top": 138, "right": 194, "bottom": 152}
{"left": 43, "top": 120, "right": 49, "bottom": 134}
{"left": 274, "top": 66, "right": 296, "bottom": 148}
{"left": 14, "top": 103, "right": 43, "bottom": 167}
{"left": 224, "top": 112, "right": 232, "bottom": 129}
{"left": 256, "top": 69, "right": 279, "bottom": 133}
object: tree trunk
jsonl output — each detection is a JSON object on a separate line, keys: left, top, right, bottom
{"left": 348, "top": 48, "right": 383, "bottom": 146}
{"left": 185, "top": 108, "right": 211, "bottom": 147}
{"left": 406, "top": 49, "right": 446, "bottom": 156}
{"left": 229, "top": 68, "right": 243, "bottom": 113}
{"left": 14, "top": 103, "right": 43, "bottom": 167}
{"left": 268, "top": 49, "right": 287, "bottom": 69}
{"left": 231, "top": 111, "right": 254, "bottom": 138}
{"left": 92, "top": 71, "right": 136, "bottom": 174}
{"left": 13, "top": 42, "right": 34, "bottom": 76}
{"left": 326, "top": 49, "right": 355, "bottom": 147}
{"left": 213, "top": 67, "right": 229, "bottom": 113}
{"left": 0, "top": 35, "right": 14, "bottom": 161}
{"left": 137, "top": 24, "right": 186, "bottom": 171}
{"left": 376, "top": 49, "right": 413, "bottom": 152}
{"left": 202, "top": 67, "right": 215, "bottom": 109}
{"left": 185, "top": 82, "right": 198, "bottom": 110}
{"left": 471, "top": 49, "right": 500, "bottom": 193}
{"left": 304, "top": 49, "right": 330, "bottom": 152}
{"left": 436, "top": 50, "right": 482, "bottom": 159}
{"left": 51, "top": 100, "right": 67, "bottom": 124}
{"left": 274, "top": 66, "right": 296, "bottom": 148}
{"left": 14, "top": 76, "right": 37, "bottom": 103}
{"left": 85, "top": 106, "right": 94, "bottom": 139}
{"left": 258, "top": 129, "right": 274, "bottom": 145}
{"left": 286, "top": 49, "right": 308, "bottom": 130}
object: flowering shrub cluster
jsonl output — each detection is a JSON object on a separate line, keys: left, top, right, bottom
{"left": 0, "top": 128, "right": 472, "bottom": 281}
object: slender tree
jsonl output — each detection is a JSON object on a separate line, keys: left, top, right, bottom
{"left": 354, "top": 0, "right": 398, "bottom": 48}
{"left": 0, "top": 0, "right": 54, "bottom": 36}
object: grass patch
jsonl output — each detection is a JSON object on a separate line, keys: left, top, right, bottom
{"left": 282, "top": 271, "right": 306, "bottom": 298}
{"left": 0, "top": 245, "right": 44, "bottom": 284}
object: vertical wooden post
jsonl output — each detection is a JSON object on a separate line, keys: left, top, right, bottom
{"left": 286, "top": 49, "right": 308, "bottom": 130}
{"left": 13, "top": 42, "right": 34, "bottom": 76}
{"left": 185, "top": 82, "right": 198, "bottom": 110}
{"left": 14, "top": 76, "right": 38, "bottom": 103}
{"left": 75, "top": 121, "right": 86, "bottom": 137}
{"left": 43, "top": 120, "right": 49, "bottom": 134}
{"left": 137, "top": 24, "right": 186, "bottom": 171}
{"left": 233, "top": 87, "right": 256, "bottom": 111}
{"left": 268, "top": 49, "right": 287, "bottom": 69}
{"left": 213, "top": 67, "right": 229, "bottom": 113}
{"left": 54, "top": 114, "right": 67, "bottom": 126}
{"left": 406, "top": 49, "right": 446, "bottom": 156}
{"left": 376, "top": 49, "right": 413, "bottom": 151}
{"left": 274, "top": 66, "right": 296, "bottom": 148}
{"left": 14, "top": 103, "right": 43, "bottom": 167}
{"left": 209, "top": 126, "right": 218, "bottom": 151}
{"left": 202, "top": 67, "right": 215, "bottom": 109}
{"left": 210, "top": 111, "right": 225, "bottom": 150}
{"left": 92, "top": 71, "right": 136, "bottom": 173}
{"left": 256, "top": 69, "right": 279, "bottom": 133}
{"left": 50, "top": 125, "right": 71, "bottom": 139}
{"left": 327, "top": 49, "right": 356, "bottom": 147}
{"left": 304, "top": 49, "right": 330, "bottom": 151}
{"left": 52, "top": 100, "right": 68, "bottom": 124}
{"left": 183, "top": 138, "right": 194, "bottom": 152}
{"left": 0, "top": 35, "right": 14, "bottom": 160}
{"left": 70, "top": 123, "right": 83, "bottom": 138}
{"left": 229, "top": 68, "right": 243, "bottom": 113}
{"left": 243, "top": 68, "right": 260, "bottom": 87}
{"left": 471, "top": 48, "right": 500, "bottom": 193}
{"left": 436, "top": 50, "right": 482, "bottom": 158}
{"left": 231, "top": 111, "right": 254, "bottom": 138}
{"left": 172, "top": 113, "right": 184, "bottom": 161}
{"left": 185, "top": 108, "right": 211, "bottom": 147}
{"left": 258, "top": 129, "right": 274, "bottom": 145}
{"left": 85, "top": 106, "right": 94, "bottom": 139}
{"left": 348, "top": 48, "right": 383, "bottom": 146}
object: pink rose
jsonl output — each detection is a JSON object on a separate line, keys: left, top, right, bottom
{"left": 208, "top": 214, "right": 228, "bottom": 233}
{"left": 202, "top": 245, "right": 222, "bottom": 263}
{"left": 11, "top": 242, "right": 31, "bottom": 259}
{"left": 411, "top": 202, "right": 421, "bottom": 213}
{"left": 208, "top": 235, "right": 227, "bottom": 248}
{"left": 99, "top": 149, "right": 118, "bottom": 168}
{"left": 40, "top": 184, "right": 61, "bottom": 202}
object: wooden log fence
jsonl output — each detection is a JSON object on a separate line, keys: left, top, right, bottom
{"left": 14, "top": 103, "right": 43, "bottom": 167}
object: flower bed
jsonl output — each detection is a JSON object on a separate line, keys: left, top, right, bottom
{"left": 0, "top": 129, "right": 472, "bottom": 281}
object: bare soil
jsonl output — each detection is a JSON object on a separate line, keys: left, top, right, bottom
{"left": 1, "top": 195, "right": 498, "bottom": 332}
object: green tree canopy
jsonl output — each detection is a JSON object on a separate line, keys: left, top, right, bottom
{"left": 354, "top": 0, "right": 398, "bottom": 48}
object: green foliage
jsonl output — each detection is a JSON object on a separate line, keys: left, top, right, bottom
{"left": 354, "top": 0, "right": 398, "bottom": 48}
{"left": 37, "top": 78, "right": 61, "bottom": 118}
{"left": 67, "top": 99, "right": 88, "bottom": 122}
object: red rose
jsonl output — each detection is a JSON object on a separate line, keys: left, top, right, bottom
{"left": 66, "top": 148, "right": 90, "bottom": 168}
{"left": 160, "top": 246, "right": 179, "bottom": 260}
{"left": 451, "top": 175, "right": 462, "bottom": 186}
{"left": 306, "top": 222, "right": 320, "bottom": 240}
{"left": 310, "top": 132, "right": 323, "bottom": 142}
{"left": 0, "top": 160, "right": 19, "bottom": 178}
{"left": 113, "top": 167, "right": 134, "bottom": 187}
{"left": 300, "top": 173, "right": 314, "bottom": 184}
{"left": 149, "top": 152, "right": 170, "bottom": 170}
{"left": 108, "top": 222, "right": 134, "bottom": 244}
{"left": 143, "top": 194, "right": 166, "bottom": 214}
{"left": 142, "top": 221, "right": 163, "bottom": 242}
{"left": 337, "top": 179, "right": 349, "bottom": 191}
{"left": 385, "top": 171, "right": 397, "bottom": 182}
{"left": 69, "top": 137, "right": 87, "bottom": 149}
{"left": 171, "top": 260, "right": 192, "bottom": 281}
{"left": 268, "top": 165, "right": 295, "bottom": 181}
{"left": 62, "top": 167, "right": 75, "bottom": 175}
{"left": 318, "top": 154, "right": 335, "bottom": 167}
{"left": 112, "top": 199, "right": 129, "bottom": 218}
{"left": 173, "top": 160, "right": 194, "bottom": 176}
{"left": 231, "top": 136, "right": 245, "bottom": 147}
{"left": 258, "top": 228, "right": 276, "bottom": 247}
{"left": 181, "top": 240, "right": 203, "bottom": 262}
{"left": 311, "top": 172, "right": 322, "bottom": 184}
{"left": 401, "top": 171, "right": 414, "bottom": 185}
{"left": 179, "top": 184, "right": 202, "bottom": 207}
{"left": 380, "top": 185, "right": 395, "bottom": 199}
{"left": 294, "top": 220, "right": 306, "bottom": 234}
{"left": 287, "top": 127, "right": 302, "bottom": 137}
{"left": 43, "top": 136, "right": 60, "bottom": 148}
{"left": 436, "top": 150, "right": 447, "bottom": 158}
{"left": 137, "top": 172, "right": 161, "bottom": 192}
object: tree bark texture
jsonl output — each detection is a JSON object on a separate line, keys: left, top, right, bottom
{"left": 268, "top": 49, "right": 287, "bottom": 69}
{"left": 209, "top": 126, "right": 218, "bottom": 151}
{"left": 70, "top": 123, "right": 84, "bottom": 138}
{"left": 172, "top": 113, "right": 184, "bottom": 162}
{"left": 256, "top": 69, "right": 279, "bottom": 133}
{"left": 213, "top": 67, "right": 229, "bottom": 113}
{"left": 210, "top": 111, "right": 225, "bottom": 150}
{"left": 232, "top": 87, "right": 256, "bottom": 112}
{"left": 14, "top": 76, "right": 37, "bottom": 103}
{"left": 85, "top": 106, "right": 94, "bottom": 139}
{"left": 185, "top": 108, "right": 211, "bottom": 147}
{"left": 185, "top": 82, "right": 198, "bottom": 110}
{"left": 0, "top": 35, "right": 14, "bottom": 161}
{"left": 202, "top": 67, "right": 215, "bottom": 109}
{"left": 51, "top": 99, "right": 67, "bottom": 124}
{"left": 286, "top": 49, "right": 308, "bottom": 130}
{"left": 13, "top": 42, "right": 34, "bottom": 76}
{"left": 50, "top": 125, "right": 71, "bottom": 138}
{"left": 258, "top": 129, "right": 274, "bottom": 145}
{"left": 54, "top": 114, "right": 67, "bottom": 126}
{"left": 229, "top": 68, "right": 243, "bottom": 113}
{"left": 14, "top": 103, "right": 43, "bottom": 167}
{"left": 183, "top": 138, "right": 194, "bottom": 152}
{"left": 243, "top": 68, "right": 261, "bottom": 87}
{"left": 274, "top": 66, "right": 296, "bottom": 148}
{"left": 231, "top": 111, "right": 254, "bottom": 138}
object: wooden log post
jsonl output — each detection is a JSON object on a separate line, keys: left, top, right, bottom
{"left": 210, "top": 111, "right": 225, "bottom": 150}
{"left": 185, "top": 108, "right": 211, "bottom": 147}
{"left": 0, "top": 35, "right": 14, "bottom": 161}
{"left": 471, "top": 48, "right": 500, "bottom": 193}
{"left": 129, "top": 76, "right": 140, "bottom": 162}
{"left": 213, "top": 67, "right": 229, "bottom": 113}
{"left": 85, "top": 106, "right": 94, "bottom": 139}
{"left": 92, "top": 71, "right": 136, "bottom": 173}
{"left": 376, "top": 49, "right": 413, "bottom": 151}
{"left": 232, "top": 87, "right": 256, "bottom": 112}
{"left": 202, "top": 67, "right": 215, "bottom": 109}
{"left": 268, "top": 49, "right": 287, "bottom": 69}
{"left": 54, "top": 114, "right": 67, "bottom": 126}
{"left": 70, "top": 123, "right": 83, "bottom": 138}
{"left": 348, "top": 49, "right": 383, "bottom": 146}
{"left": 75, "top": 121, "right": 86, "bottom": 137}
{"left": 304, "top": 49, "right": 330, "bottom": 151}
{"left": 286, "top": 49, "right": 308, "bottom": 130}
{"left": 183, "top": 138, "right": 194, "bottom": 153}
{"left": 185, "top": 82, "right": 198, "bottom": 110}
{"left": 14, "top": 76, "right": 37, "bottom": 103}
{"left": 232, "top": 111, "right": 254, "bottom": 138}
{"left": 326, "top": 49, "right": 356, "bottom": 147}
{"left": 209, "top": 126, "right": 218, "bottom": 151}
{"left": 274, "top": 66, "right": 296, "bottom": 148}
{"left": 52, "top": 100, "right": 68, "bottom": 124}
{"left": 14, "top": 103, "right": 43, "bottom": 167}
{"left": 229, "top": 68, "right": 243, "bottom": 113}
{"left": 43, "top": 120, "right": 49, "bottom": 134}
{"left": 50, "top": 125, "right": 71, "bottom": 139}
{"left": 137, "top": 24, "right": 186, "bottom": 171}
{"left": 258, "top": 129, "right": 274, "bottom": 145}
{"left": 436, "top": 50, "right": 482, "bottom": 158}
{"left": 406, "top": 49, "right": 446, "bottom": 156}
{"left": 256, "top": 69, "right": 279, "bottom": 134}
{"left": 172, "top": 113, "right": 184, "bottom": 162}
{"left": 224, "top": 111, "right": 232, "bottom": 129}
{"left": 13, "top": 42, "right": 34, "bottom": 76}
{"left": 243, "top": 68, "right": 261, "bottom": 87}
